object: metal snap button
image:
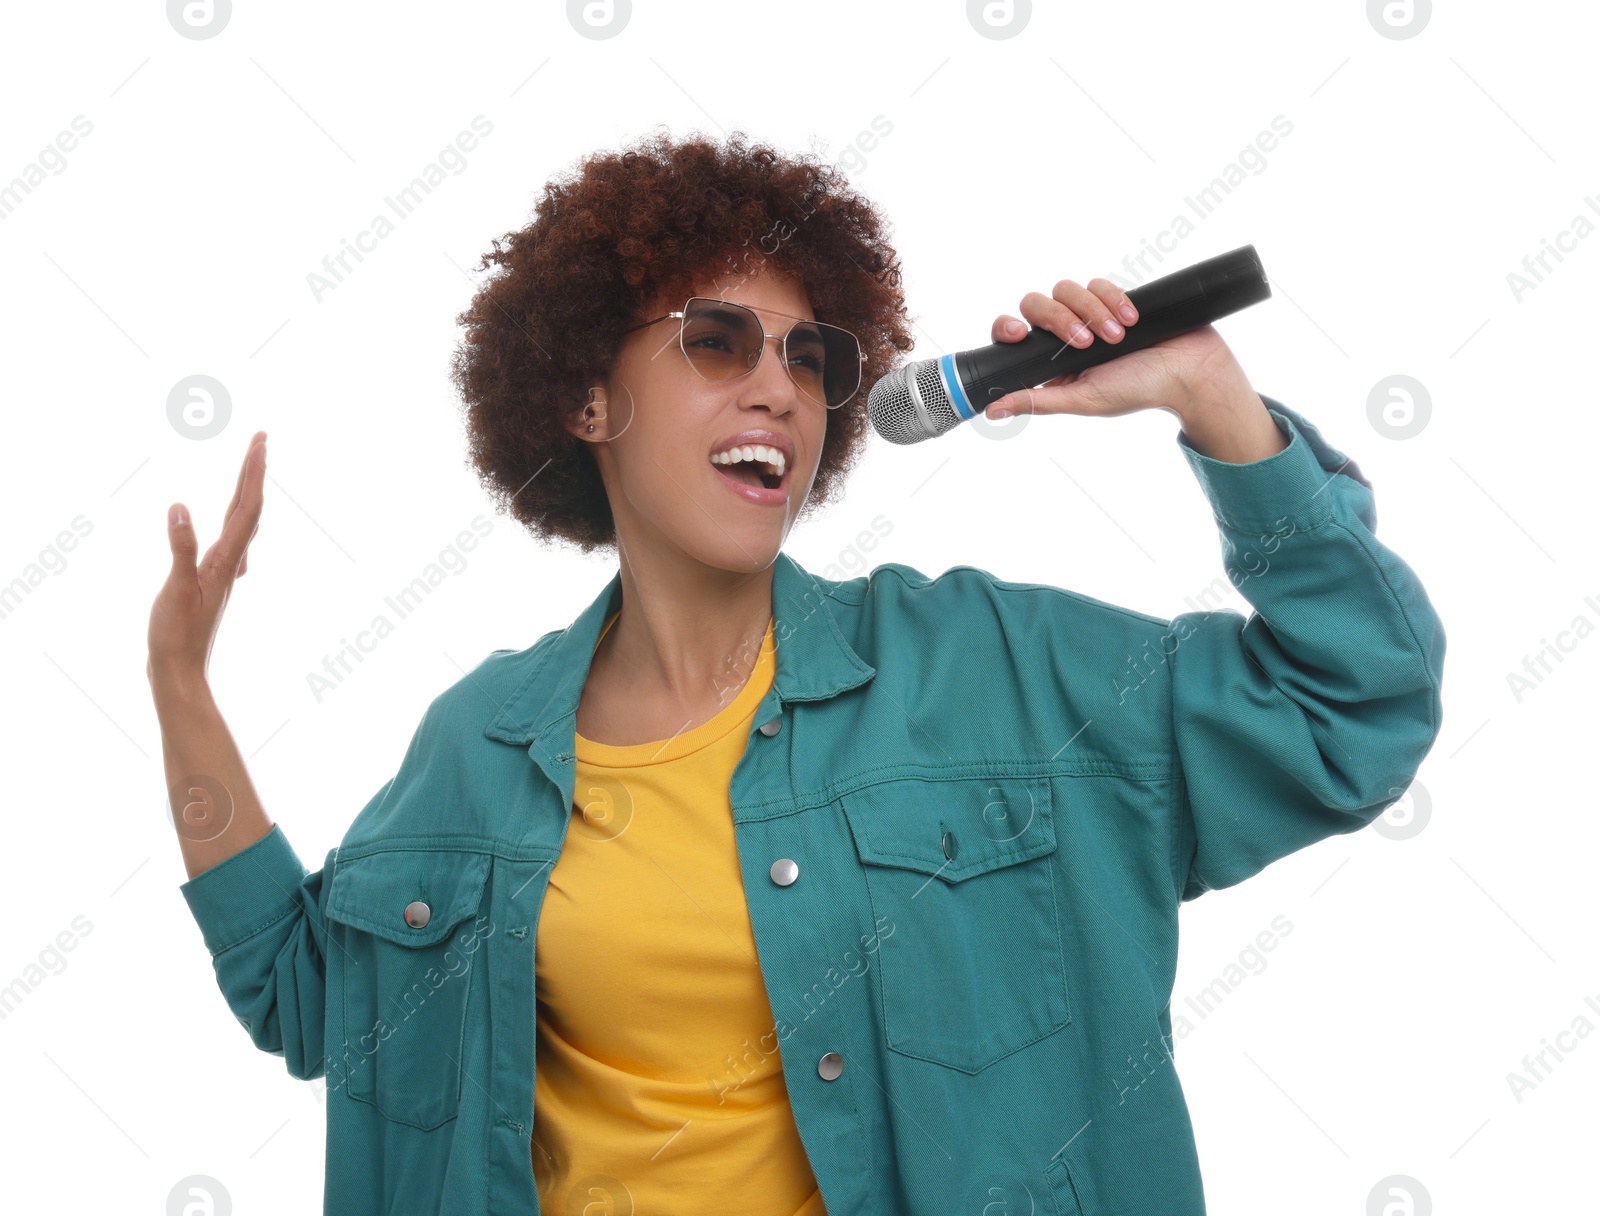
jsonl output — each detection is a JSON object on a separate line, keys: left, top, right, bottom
{"left": 769, "top": 858, "right": 799, "bottom": 887}
{"left": 817, "top": 1051, "right": 843, "bottom": 1081}
{"left": 404, "top": 900, "right": 432, "bottom": 929}
{"left": 758, "top": 716, "right": 782, "bottom": 737}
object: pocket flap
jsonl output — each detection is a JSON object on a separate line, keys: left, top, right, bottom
{"left": 841, "top": 775, "right": 1055, "bottom": 883}
{"left": 327, "top": 848, "right": 490, "bottom": 946}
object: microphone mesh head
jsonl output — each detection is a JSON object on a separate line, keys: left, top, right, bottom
{"left": 867, "top": 360, "right": 962, "bottom": 445}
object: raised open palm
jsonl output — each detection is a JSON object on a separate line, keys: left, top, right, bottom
{"left": 147, "top": 430, "right": 268, "bottom": 684}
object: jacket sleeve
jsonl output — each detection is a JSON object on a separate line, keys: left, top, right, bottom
{"left": 178, "top": 777, "right": 395, "bottom": 1079}
{"left": 1162, "top": 395, "right": 1446, "bottom": 901}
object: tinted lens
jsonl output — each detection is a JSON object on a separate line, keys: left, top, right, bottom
{"left": 680, "top": 299, "right": 761, "bottom": 379}
{"left": 787, "top": 320, "right": 861, "bottom": 410}
{"left": 680, "top": 298, "right": 860, "bottom": 409}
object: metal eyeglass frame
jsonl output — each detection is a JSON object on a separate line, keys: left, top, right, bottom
{"left": 620, "top": 296, "right": 867, "bottom": 410}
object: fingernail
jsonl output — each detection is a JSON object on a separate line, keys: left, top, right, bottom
{"left": 1102, "top": 318, "right": 1124, "bottom": 339}
{"left": 172, "top": 504, "right": 187, "bottom": 527}
{"left": 1119, "top": 303, "right": 1138, "bottom": 324}
{"left": 989, "top": 408, "right": 1012, "bottom": 420}
{"left": 1069, "top": 323, "right": 1092, "bottom": 344}
{"left": 1006, "top": 320, "right": 1026, "bottom": 337}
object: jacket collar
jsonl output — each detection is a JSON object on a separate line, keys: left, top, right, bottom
{"left": 483, "top": 549, "right": 876, "bottom": 750}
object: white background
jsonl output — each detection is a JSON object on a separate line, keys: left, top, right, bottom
{"left": 1, "top": 0, "right": 1593, "bottom": 1212}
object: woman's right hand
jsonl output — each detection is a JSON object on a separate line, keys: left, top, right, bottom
{"left": 147, "top": 430, "right": 268, "bottom": 689}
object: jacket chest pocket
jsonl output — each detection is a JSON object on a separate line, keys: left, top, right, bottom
{"left": 841, "top": 775, "right": 1071, "bottom": 1074}
{"left": 325, "top": 848, "right": 493, "bottom": 1130}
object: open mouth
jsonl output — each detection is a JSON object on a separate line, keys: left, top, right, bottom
{"left": 717, "top": 463, "right": 783, "bottom": 491}
{"left": 710, "top": 447, "right": 788, "bottom": 495}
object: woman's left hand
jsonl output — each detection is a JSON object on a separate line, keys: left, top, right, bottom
{"left": 984, "top": 276, "right": 1257, "bottom": 422}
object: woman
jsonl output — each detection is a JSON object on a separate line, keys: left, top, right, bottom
{"left": 149, "top": 130, "right": 1446, "bottom": 1216}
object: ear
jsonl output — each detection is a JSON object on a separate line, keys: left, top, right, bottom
{"left": 565, "top": 386, "right": 609, "bottom": 442}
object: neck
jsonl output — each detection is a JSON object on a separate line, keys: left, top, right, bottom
{"left": 597, "top": 540, "right": 776, "bottom": 706}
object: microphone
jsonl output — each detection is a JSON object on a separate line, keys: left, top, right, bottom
{"left": 867, "top": 244, "right": 1272, "bottom": 445}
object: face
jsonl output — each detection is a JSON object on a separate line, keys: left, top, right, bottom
{"left": 570, "top": 265, "right": 833, "bottom": 575}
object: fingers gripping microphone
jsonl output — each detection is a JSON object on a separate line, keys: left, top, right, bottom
{"left": 867, "top": 244, "right": 1272, "bottom": 445}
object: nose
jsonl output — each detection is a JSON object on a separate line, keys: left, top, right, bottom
{"left": 743, "top": 332, "right": 804, "bottom": 411}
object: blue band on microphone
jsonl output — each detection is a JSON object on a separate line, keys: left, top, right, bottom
{"left": 938, "top": 355, "right": 976, "bottom": 421}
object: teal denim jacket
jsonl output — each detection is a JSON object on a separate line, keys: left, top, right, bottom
{"left": 180, "top": 397, "right": 1446, "bottom": 1215}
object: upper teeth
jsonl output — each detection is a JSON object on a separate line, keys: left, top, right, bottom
{"left": 711, "top": 444, "right": 786, "bottom": 476}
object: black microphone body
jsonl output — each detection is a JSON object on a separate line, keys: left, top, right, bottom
{"left": 868, "top": 244, "right": 1272, "bottom": 444}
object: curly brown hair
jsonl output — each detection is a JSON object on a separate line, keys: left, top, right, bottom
{"left": 448, "top": 126, "right": 916, "bottom": 555}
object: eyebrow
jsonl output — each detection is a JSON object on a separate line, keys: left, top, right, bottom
{"left": 702, "top": 299, "right": 815, "bottom": 325}
{"left": 700, "top": 304, "right": 757, "bottom": 326}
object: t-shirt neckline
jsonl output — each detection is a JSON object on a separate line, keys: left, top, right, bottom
{"left": 572, "top": 611, "right": 776, "bottom": 767}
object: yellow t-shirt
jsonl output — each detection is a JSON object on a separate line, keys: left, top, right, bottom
{"left": 533, "top": 610, "right": 827, "bottom": 1216}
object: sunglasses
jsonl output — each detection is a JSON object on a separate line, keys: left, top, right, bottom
{"left": 621, "top": 296, "right": 865, "bottom": 410}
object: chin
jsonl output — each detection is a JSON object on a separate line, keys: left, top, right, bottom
{"left": 706, "top": 533, "right": 789, "bottom": 574}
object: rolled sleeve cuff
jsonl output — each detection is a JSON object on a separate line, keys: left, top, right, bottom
{"left": 179, "top": 824, "right": 309, "bottom": 955}
{"left": 1176, "top": 394, "right": 1372, "bottom": 536}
